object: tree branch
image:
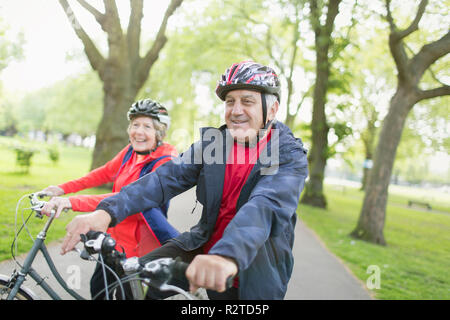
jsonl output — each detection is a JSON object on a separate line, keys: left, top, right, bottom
{"left": 76, "top": 0, "right": 105, "bottom": 25}
{"left": 59, "top": 0, "right": 106, "bottom": 76}
{"left": 309, "top": 0, "right": 321, "bottom": 35}
{"left": 385, "top": 0, "right": 412, "bottom": 83}
{"left": 265, "top": 27, "right": 285, "bottom": 76}
{"left": 410, "top": 30, "right": 450, "bottom": 83}
{"left": 417, "top": 85, "right": 450, "bottom": 102}
{"left": 295, "top": 84, "right": 314, "bottom": 115}
{"left": 394, "top": 0, "right": 428, "bottom": 41}
{"left": 384, "top": 0, "right": 396, "bottom": 31}
{"left": 137, "top": 0, "right": 183, "bottom": 87}
{"left": 286, "top": 4, "right": 302, "bottom": 111}
{"left": 103, "top": 0, "right": 124, "bottom": 62}
{"left": 127, "top": 0, "right": 144, "bottom": 69}
{"left": 103, "top": 0, "right": 122, "bottom": 30}
{"left": 324, "top": 0, "right": 342, "bottom": 38}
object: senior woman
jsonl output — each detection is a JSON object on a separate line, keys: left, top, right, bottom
{"left": 40, "top": 99, "right": 179, "bottom": 299}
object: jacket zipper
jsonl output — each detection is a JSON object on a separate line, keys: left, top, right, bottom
{"left": 269, "top": 238, "right": 280, "bottom": 265}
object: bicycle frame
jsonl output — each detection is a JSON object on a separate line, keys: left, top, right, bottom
{"left": 4, "top": 193, "right": 200, "bottom": 300}
{"left": 6, "top": 211, "right": 85, "bottom": 300}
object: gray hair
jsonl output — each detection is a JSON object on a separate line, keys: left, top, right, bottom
{"left": 152, "top": 118, "right": 168, "bottom": 144}
{"left": 265, "top": 94, "right": 278, "bottom": 110}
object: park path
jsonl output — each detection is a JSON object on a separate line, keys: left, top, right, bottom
{"left": 0, "top": 187, "right": 373, "bottom": 300}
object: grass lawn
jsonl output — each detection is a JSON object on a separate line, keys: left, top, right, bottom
{"left": 0, "top": 137, "right": 108, "bottom": 261}
{"left": 298, "top": 184, "right": 450, "bottom": 300}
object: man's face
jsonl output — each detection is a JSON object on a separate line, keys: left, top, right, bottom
{"left": 225, "top": 89, "right": 277, "bottom": 143}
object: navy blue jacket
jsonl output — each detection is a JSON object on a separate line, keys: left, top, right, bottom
{"left": 97, "top": 121, "right": 308, "bottom": 299}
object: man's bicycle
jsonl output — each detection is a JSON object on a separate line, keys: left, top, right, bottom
{"left": 0, "top": 193, "right": 203, "bottom": 300}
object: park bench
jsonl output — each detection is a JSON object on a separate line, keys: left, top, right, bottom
{"left": 407, "top": 200, "right": 432, "bottom": 211}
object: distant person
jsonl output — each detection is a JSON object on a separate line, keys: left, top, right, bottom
{"left": 60, "top": 61, "right": 308, "bottom": 300}
{"left": 40, "top": 99, "right": 179, "bottom": 299}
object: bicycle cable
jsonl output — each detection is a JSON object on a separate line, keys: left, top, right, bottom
{"left": 11, "top": 194, "right": 35, "bottom": 269}
{"left": 91, "top": 272, "right": 141, "bottom": 300}
{"left": 87, "top": 253, "right": 126, "bottom": 300}
{"left": 98, "top": 253, "right": 109, "bottom": 300}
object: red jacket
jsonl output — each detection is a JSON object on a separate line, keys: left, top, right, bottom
{"left": 59, "top": 143, "right": 178, "bottom": 257}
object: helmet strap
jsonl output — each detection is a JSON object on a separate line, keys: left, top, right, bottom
{"left": 253, "top": 92, "right": 273, "bottom": 143}
{"left": 133, "top": 141, "right": 162, "bottom": 156}
{"left": 261, "top": 92, "right": 267, "bottom": 127}
{"left": 135, "top": 150, "right": 151, "bottom": 155}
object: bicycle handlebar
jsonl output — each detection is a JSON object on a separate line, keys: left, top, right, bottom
{"left": 29, "top": 193, "right": 52, "bottom": 218}
{"left": 80, "top": 231, "right": 235, "bottom": 294}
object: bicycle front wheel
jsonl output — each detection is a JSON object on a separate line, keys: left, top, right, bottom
{"left": 0, "top": 278, "right": 35, "bottom": 300}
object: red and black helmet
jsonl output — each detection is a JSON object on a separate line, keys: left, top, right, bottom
{"left": 215, "top": 61, "right": 281, "bottom": 102}
{"left": 216, "top": 61, "right": 281, "bottom": 128}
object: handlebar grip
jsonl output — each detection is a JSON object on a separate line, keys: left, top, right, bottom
{"left": 171, "top": 257, "right": 189, "bottom": 280}
{"left": 81, "top": 231, "right": 116, "bottom": 256}
{"left": 85, "top": 230, "right": 103, "bottom": 240}
{"left": 172, "top": 257, "right": 235, "bottom": 290}
{"left": 225, "top": 275, "right": 234, "bottom": 290}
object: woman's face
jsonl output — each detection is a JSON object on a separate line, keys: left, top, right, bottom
{"left": 128, "top": 116, "right": 157, "bottom": 153}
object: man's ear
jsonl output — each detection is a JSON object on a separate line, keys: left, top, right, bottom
{"left": 267, "top": 100, "right": 279, "bottom": 121}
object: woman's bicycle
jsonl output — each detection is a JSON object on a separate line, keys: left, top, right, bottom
{"left": 0, "top": 193, "right": 205, "bottom": 300}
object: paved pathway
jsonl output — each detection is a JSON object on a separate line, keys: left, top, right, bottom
{"left": 0, "top": 187, "right": 373, "bottom": 300}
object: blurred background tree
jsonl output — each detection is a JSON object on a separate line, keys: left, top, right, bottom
{"left": 58, "top": 0, "right": 183, "bottom": 170}
{"left": 351, "top": 0, "right": 449, "bottom": 245}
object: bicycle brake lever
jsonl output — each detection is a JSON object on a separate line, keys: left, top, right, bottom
{"left": 73, "top": 247, "right": 93, "bottom": 261}
{"left": 159, "top": 283, "right": 194, "bottom": 300}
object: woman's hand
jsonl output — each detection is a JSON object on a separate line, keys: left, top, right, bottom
{"left": 40, "top": 185, "right": 65, "bottom": 197}
{"left": 41, "top": 197, "right": 72, "bottom": 218}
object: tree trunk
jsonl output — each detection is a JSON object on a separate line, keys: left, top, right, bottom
{"left": 285, "top": 112, "right": 296, "bottom": 129}
{"left": 360, "top": 157, "right": 371, "bottom": 191}
{"left": 300, "top": 63, "right": 329, "bottom": 208}
{"left": 58, "top": 0, "right": 183, "bottom": 170}
{"left": 351, "top": 88, "right": 415, "bottom": 244}
{"left": 91, "top": 77, "right": 137, "bottom": 169}
{"left": 360, "top": 119, "right": 376, "bottom": 191}
{"left": 300, "top": 0, "right": 341, "bottom": 208}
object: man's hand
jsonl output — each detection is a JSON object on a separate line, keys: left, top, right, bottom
{"left": 186, "top": 254, "right": 238, "bottom": 293}
{"left": 60, "top": 210, "right": 112, "bottom": 255}
{"left": 41, "top": 197, "right": 71, "bottom": 218}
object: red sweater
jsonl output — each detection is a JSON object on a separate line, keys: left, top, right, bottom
{"left": 59, "top": 143, "right": 178, "bottom": 257}
{"left": 203, "top": 131, "right": 271, "bottom": 287}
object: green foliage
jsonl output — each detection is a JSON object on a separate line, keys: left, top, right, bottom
{"left": 13, "top": 146, "right": 35, "bottom": 173}
{"left": 43, "top": 72, "right": 103, "bottom": 137}
{"left": 0, "top": 16, "right": 24, "bottom": 72}
{"left": 0, "top": 96, "right": 18, "bottom": 136}
{"left": 4, "top": 72, "right": 102, "bottom": 137}
{"left": 47, "top": 144, "right": 60, "bottom": 164}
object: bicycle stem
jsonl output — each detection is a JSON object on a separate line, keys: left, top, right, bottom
{"left": 122, "top": 257, "right": 145, "bottom": 300}
{"left": 37, "top": 210, "right": 56, "bottom": 240}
